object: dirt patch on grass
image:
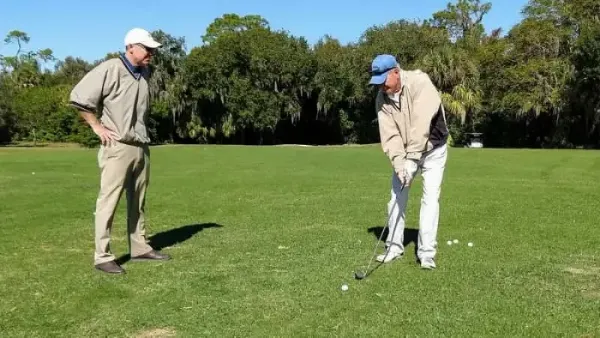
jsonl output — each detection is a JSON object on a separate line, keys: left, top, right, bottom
{"left": 564, "top": 267, "right": 600, "bottom": 276}
{"left": 582, "top": 290, "right": 600, "bottom": 299}
{"left": 133, "top": 328, "right": 176, "bottom": 338}
{"left": 577, "top": 281, "right": 600, "bottom": 300}
{"left": 563, "top": 260, "right": 600, "bottom": 300}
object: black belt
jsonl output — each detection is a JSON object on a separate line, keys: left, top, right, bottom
{"left": 119, "top": 140, "right": 148, "bottom": 147}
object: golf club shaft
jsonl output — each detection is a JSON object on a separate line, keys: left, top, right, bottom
{"left": 362, "top": 206, "right": 392, "bottom": 273}
{"left": 360, "top": 183, "right": 404, "bottom": 275}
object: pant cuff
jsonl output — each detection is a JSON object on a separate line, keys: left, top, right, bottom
{"left": 131, "top": 246, "right": 154, "bottom": 257}
{"left": 94, "top": 255, "right": 116, "bottom": 266}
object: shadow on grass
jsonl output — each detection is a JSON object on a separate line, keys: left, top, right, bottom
{"left": 367, "top": 226, "right": 419, "bottom": 252}
{"left": 116, "top": 222, "right": 223, "bottom": 264}
{"left": 356, "top": 226, "right": 420, "bottom": 279}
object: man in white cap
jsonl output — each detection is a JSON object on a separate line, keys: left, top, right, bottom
{"left": 69, "top": 28, "right": 170, "bottom": 274}
{"left": 368, "top": 54, "right": 449, "bottom": 270}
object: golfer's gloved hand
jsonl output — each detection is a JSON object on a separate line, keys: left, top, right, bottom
{"left": 396, "top": 170, "right": 407, "bottom": 186}
{"left": 402, "top": 159, "right": 418, "bottom": 187}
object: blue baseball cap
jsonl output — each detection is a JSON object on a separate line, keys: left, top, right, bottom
{"left": 369, "top": 54, "right": 398, "bottom": 85}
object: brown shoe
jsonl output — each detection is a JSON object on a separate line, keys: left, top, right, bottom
{"left": 95, "top": 261, "right": 125, "bottom": 274}
{"left": 131, "top": 250, "right": 171, "bottom": 261}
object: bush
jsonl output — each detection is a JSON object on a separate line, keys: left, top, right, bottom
{"left": 447, "top": 133, "right": 455, "bottom": 147}
{"left": 68, "top": 116, "right": 100, "bottom": 148}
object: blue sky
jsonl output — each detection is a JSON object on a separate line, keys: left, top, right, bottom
{"left": 1, "top": 0, "right": 528, "bottom": 66}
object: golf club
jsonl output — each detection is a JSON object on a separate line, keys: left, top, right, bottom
{"left": 354, "top": 183, "right": 404, "bottom": 280}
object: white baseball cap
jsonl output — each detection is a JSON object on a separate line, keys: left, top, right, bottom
{"left": 124, "top": 28, "right": 162, "bottom": 48}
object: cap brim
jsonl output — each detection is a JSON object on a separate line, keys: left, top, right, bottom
{"left": 369, "top": 71, "right": 389, "bottom": 85}
{"left": 140, "top": 40, "right": 162, "bottom": 48}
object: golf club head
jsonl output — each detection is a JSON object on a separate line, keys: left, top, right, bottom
{"left": 354, "top": 271, "right": 366, "bottom": 280}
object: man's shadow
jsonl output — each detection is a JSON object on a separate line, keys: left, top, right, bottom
{"left": 116, "top": 222, "right": 222, "bottom": 264}
{"left": 367, "top": 226, "right": 420, "bottom": 257}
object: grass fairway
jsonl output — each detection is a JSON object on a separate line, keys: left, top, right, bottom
{"left": 1, "top": 144, "right": 599, "bottom": 337}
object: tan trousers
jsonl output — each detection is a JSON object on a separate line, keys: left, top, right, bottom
{"left": 94, "top": 141, "right": 154, "bottom": 265}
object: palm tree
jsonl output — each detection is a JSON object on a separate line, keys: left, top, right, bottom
{"left": 419, "top": 45, "right": 482, "bottom": 128}
{"left": 441, "top": 83, "right": 482, "bottom": 127}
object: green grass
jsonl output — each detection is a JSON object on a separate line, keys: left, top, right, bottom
{"left": 1, "top": 144, "right": 599, "bottom": 337}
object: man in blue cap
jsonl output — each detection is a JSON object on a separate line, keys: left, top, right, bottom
{"left": 369, "top": 54, "right": 449, "bottom": 269}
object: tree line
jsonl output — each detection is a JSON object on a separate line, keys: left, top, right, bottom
{"left": 1, "top": 0, "right": 600, "bottom": 148}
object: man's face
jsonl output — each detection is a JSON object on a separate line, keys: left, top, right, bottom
{"left": 380, "top": 68, "right": 401, "bottom": 94}
{"left": 128, "top": 44, "right": 156, "bottom": 66}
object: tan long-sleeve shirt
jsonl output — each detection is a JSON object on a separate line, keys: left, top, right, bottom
{"left": 376, "top": 69, "right": 448, "bottom": 174}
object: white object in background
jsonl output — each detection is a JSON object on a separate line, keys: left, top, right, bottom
{"left": 466, "top": 132, "right": 484, "bottom": 148}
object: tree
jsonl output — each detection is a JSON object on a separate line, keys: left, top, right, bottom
{"left": 566, "top": 1, "right": 600, "bottom": 146}
{"left": 201, "top": 14, "right": 269, "bottom": 44}
{"left": 1, "top": 30, "right": 55, "bottom": 87}
{"left": 430, "top": 0, "right": 492, "bottom": 48}
{"left": 53, "top": 56, "right": 95, "bottom": 85}
{"left": 146, "top": 30, "right": 188, "bottom": 143}
{"left": 185, "top": 25, "right": 315, "bottom": 144}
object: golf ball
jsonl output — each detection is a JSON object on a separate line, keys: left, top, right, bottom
{"left": 341, "top": 284, "right": 348, "bottom": 291}
{"left": 468, "top": 242, "right": 473, "bottom": 247}
{"left": 447, "top": 240, "right": 452, "bottom": 245}
{"left": 453, "top": 239, "right": 459, "bottom": 244}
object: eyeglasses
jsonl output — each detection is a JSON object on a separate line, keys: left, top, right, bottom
{"left": 136, "top": 44, "right": 157, "bottom": 55}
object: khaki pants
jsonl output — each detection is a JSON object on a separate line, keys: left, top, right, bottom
{"left": 94, "top": 141, "right": 153, "bottom": 265}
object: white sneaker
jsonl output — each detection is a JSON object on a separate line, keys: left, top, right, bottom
{"left": 376, "top": 248, "right": 403, "bottom": 263}
{"left": 420, "top": 258, "right": 436, "bottom": 270}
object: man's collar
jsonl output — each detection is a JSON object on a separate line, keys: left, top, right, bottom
{"left": 388, "top": 91, "right": 400, "bottom": 103}
{"left": 119, "top": 53, "right": 143, "bottom": 79}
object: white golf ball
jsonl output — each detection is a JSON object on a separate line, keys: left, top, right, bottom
{"left": 453, "top": 239, "right": 459, "bottom": 244}
{"left": 447, "top": 240, "right": 452, "bottom": 245}
{"left": 341, "top": 284, "right": 348, "bottom": 291}
{"left": 468, "top": 242, "right": 473, "bottom": 247}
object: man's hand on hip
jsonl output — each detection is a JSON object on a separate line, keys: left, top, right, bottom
{"left": 92, "top": 124, "right": 118, "bottom": 146}
{"left": 78, "top": 110, "right": 119, "bottom": 146}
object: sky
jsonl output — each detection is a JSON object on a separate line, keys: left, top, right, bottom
{"left": 0, "top": 0, "right": 529, "bottom": 67}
